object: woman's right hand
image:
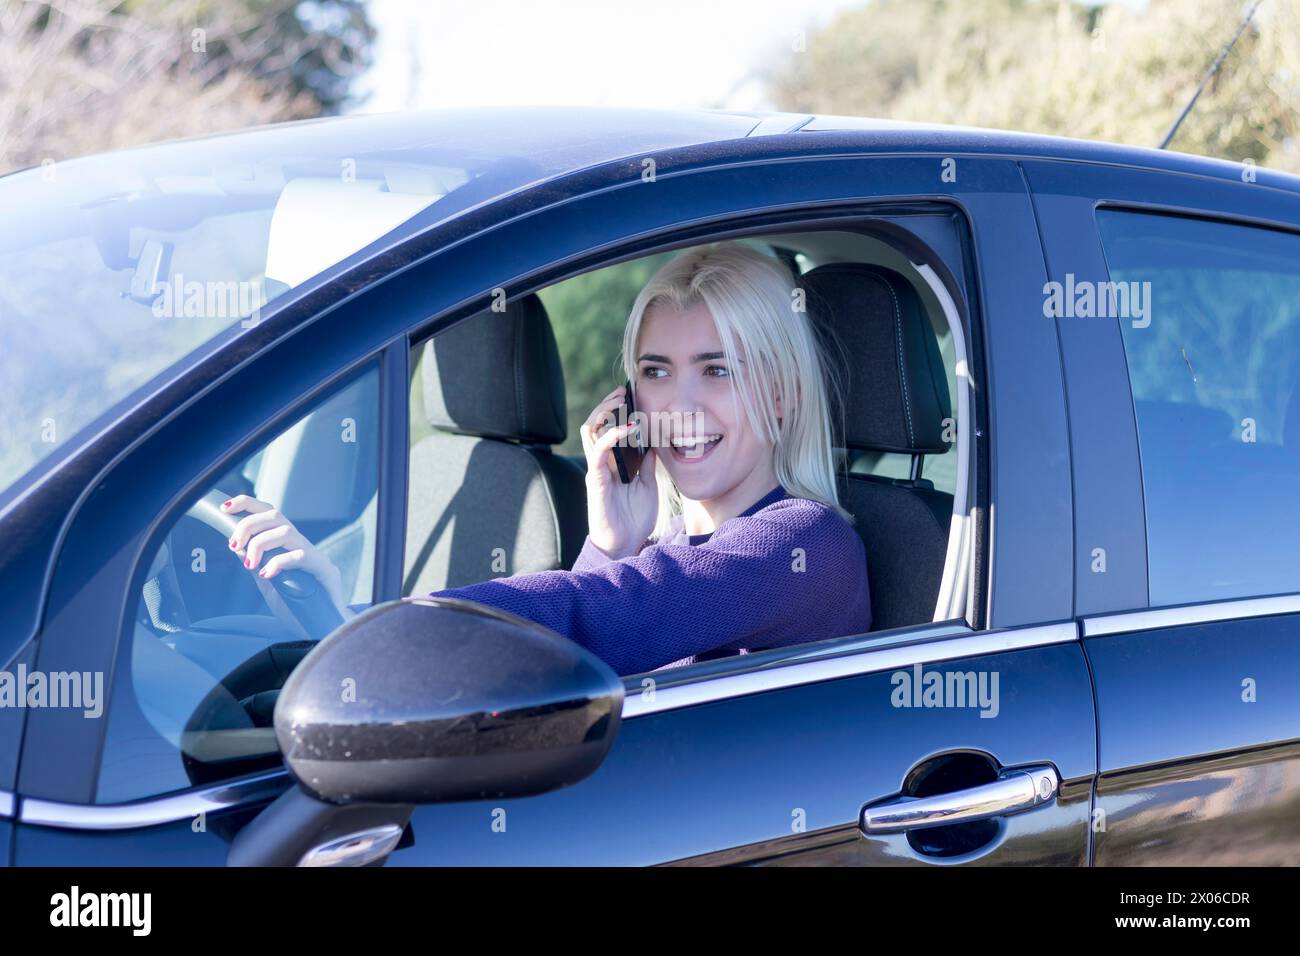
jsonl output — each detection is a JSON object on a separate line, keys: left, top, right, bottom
{"left": 579, "top": 385, "right": 659, "bottom": 559}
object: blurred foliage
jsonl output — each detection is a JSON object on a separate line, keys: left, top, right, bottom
{"left": 113, "top": 0, "right": 374, "bottom": 113}
{"left": 761, "top": 0, "right": 1300, "bottom": 171}
{"left": 0, "top": 0, "right": 374, "bottom": 173}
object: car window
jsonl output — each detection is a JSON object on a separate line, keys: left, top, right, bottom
{"left": 1097, "top": 209, "right": 1300, "bottom": 605}
{"left": 96, "top": 364, "right": 379, "bottom": 803}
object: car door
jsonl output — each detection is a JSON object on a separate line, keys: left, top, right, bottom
{"left": 14, "top": 139, "right": 1095, "bottom": 866}
{"left": 1025, "top": 157, "right": 1300, "bottom": 865}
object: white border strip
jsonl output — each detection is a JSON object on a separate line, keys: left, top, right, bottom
{"left": 1083, "top": 593, "right": 1300, "bottom": 637}
{"left": 20, "top": 768, "right": 289, "bottom": 832}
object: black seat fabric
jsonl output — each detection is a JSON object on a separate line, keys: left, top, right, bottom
{"left": 801, "top": 263, "right": 954, "bottom": 631}
{"left": 404, "top": 294, "right": 588, "bottom": 596}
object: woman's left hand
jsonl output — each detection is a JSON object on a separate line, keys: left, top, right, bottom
{"left": 223, "top": 494, "right": 350, "bottom": 622}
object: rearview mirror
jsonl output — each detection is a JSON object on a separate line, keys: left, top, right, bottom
{"left": 274, "top": 596, "right": 624, "bottom": 805}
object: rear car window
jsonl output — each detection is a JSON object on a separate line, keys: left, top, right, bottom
{"left": 1098, "top": 209, "right": 1300, "bottom": 605}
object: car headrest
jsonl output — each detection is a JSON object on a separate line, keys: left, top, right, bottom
{"left": 801, "top": 262, "right": 951, "bottom": 455}
{"left": 422, "top": 293, "right": 568, "bottom": 445}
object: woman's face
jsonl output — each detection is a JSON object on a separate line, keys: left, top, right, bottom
{"left": 634, "top": 300, "right": 779, "bottom": 504}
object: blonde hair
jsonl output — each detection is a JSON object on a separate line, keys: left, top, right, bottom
{"left": 621, "top": 241, "right": 852, "bottom": 539}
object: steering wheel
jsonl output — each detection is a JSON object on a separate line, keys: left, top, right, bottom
{"left": 185, "top": 488, "right": 345, "bottom": 641}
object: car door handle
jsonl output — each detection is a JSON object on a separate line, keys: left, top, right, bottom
{"left": 861, "top": 765, "right": 1059, "bottom": 834}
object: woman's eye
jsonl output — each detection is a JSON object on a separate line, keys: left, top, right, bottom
{"left": 640, "top": 366, "right": 666, "bottom": 379}
{"left": 705, "top": 365, "right": 730, "bottom": 377}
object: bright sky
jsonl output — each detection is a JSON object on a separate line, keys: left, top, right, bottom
{"left": 350, "top": 0, "right": 861, "bottom": 114}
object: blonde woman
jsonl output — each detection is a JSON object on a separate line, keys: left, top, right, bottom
{"left": 223, "top": 241, "right": 873, "bottom": 675}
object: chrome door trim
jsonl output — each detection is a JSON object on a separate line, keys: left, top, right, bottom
{"left": 19, "top": 768, "right": 291, "bottom": 831}
{"left": 861, "top": 765, "right": 1059, "bottom": 833}
{"left": 21, "top": 622, "right": 1079, "bottom": 831}
{"left": 621, "top": 621, "right": 1078, "bottom": 719}
{"left": 1082, "top": 592, "right": 1300, "bottom": 637}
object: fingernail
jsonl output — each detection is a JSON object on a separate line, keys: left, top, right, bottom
{"left": 258, "top": 569, "right": 268, "bottom": 578}
{"left": 229, "top": 538, "right": 236, "bottom": 549}
{"left": 222, "top": 500, "right": 232, "bottom": 509}
{"left": 244, "top": 558, "right": 252, "bottom": 569}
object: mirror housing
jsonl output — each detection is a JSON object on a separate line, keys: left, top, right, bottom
{"left": 274, "top": 597, "right": 624, "bottom": 805}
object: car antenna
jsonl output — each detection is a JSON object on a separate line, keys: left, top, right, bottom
{"left": 1158, "top": 0, "right": 1264, "bottom": 149}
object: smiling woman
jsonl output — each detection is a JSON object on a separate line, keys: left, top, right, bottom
{"left": 407, "top": 241, "right": 874, "bottom": 675}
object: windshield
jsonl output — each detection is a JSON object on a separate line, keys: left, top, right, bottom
{"left": 0, "top": 115, "right": 489, "bottom": 505}
{"left": 0, "top": 107, "right": 759, "bottom": 507}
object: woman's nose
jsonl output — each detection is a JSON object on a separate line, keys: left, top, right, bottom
{"left": 662, "top": 377, "right": 703, "bottom": 416}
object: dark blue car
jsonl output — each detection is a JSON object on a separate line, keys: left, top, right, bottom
{"left": 3, "top": 106, "right": 1300, "bottom": 866}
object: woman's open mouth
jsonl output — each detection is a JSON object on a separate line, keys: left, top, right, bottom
{"left": 668, "top": 434, "right": 723, "bottom": 464}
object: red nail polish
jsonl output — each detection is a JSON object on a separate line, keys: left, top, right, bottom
{"left": 222, "top": 500, "right": 231, "bottom": 508}
{"left": 245, "top": 558, "right": 252, "bottom": 568}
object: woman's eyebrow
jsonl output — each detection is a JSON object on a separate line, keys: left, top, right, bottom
{"left": 637, "top": 351, "right": 727, "bottom": 364}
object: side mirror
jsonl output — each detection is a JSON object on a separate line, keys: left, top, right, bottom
{"left": 274, "top": 596, "right": 624, "bottom": 805}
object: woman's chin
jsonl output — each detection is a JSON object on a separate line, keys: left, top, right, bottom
{"left": 665, "top": 464, "right": 724, "bottom": 502}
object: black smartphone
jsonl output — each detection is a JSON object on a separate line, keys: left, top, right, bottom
{"left": 611, "top": 380, "right": 645, "bottom": 483}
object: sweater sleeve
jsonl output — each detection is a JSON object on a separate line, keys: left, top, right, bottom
{"left": 571, "top": 534, "right": 646, "bottom": 572}
{"left": 427, "top": 500, "right": 867, "bottom": 676}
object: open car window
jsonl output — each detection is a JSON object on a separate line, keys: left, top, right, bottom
{"left": 403, "top": 227, "right": 967, "bottom": 667}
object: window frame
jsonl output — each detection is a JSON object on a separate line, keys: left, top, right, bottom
{"left": 402, "top": 207, "right": 988, "bottom": 692}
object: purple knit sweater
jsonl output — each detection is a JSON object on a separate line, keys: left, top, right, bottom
{"left": 426, "top": 485, "right": 873, "bottom": 676}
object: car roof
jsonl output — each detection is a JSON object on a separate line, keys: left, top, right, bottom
{"left": 266, "top": 105, "right": 1300, "bottom": 195}
{"left": 18, "top": 104, "right": 1297, "bottom": 195}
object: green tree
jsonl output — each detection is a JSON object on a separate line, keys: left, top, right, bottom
{"left": 762, "top": 0, "right": 1300, "bottom": 172}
